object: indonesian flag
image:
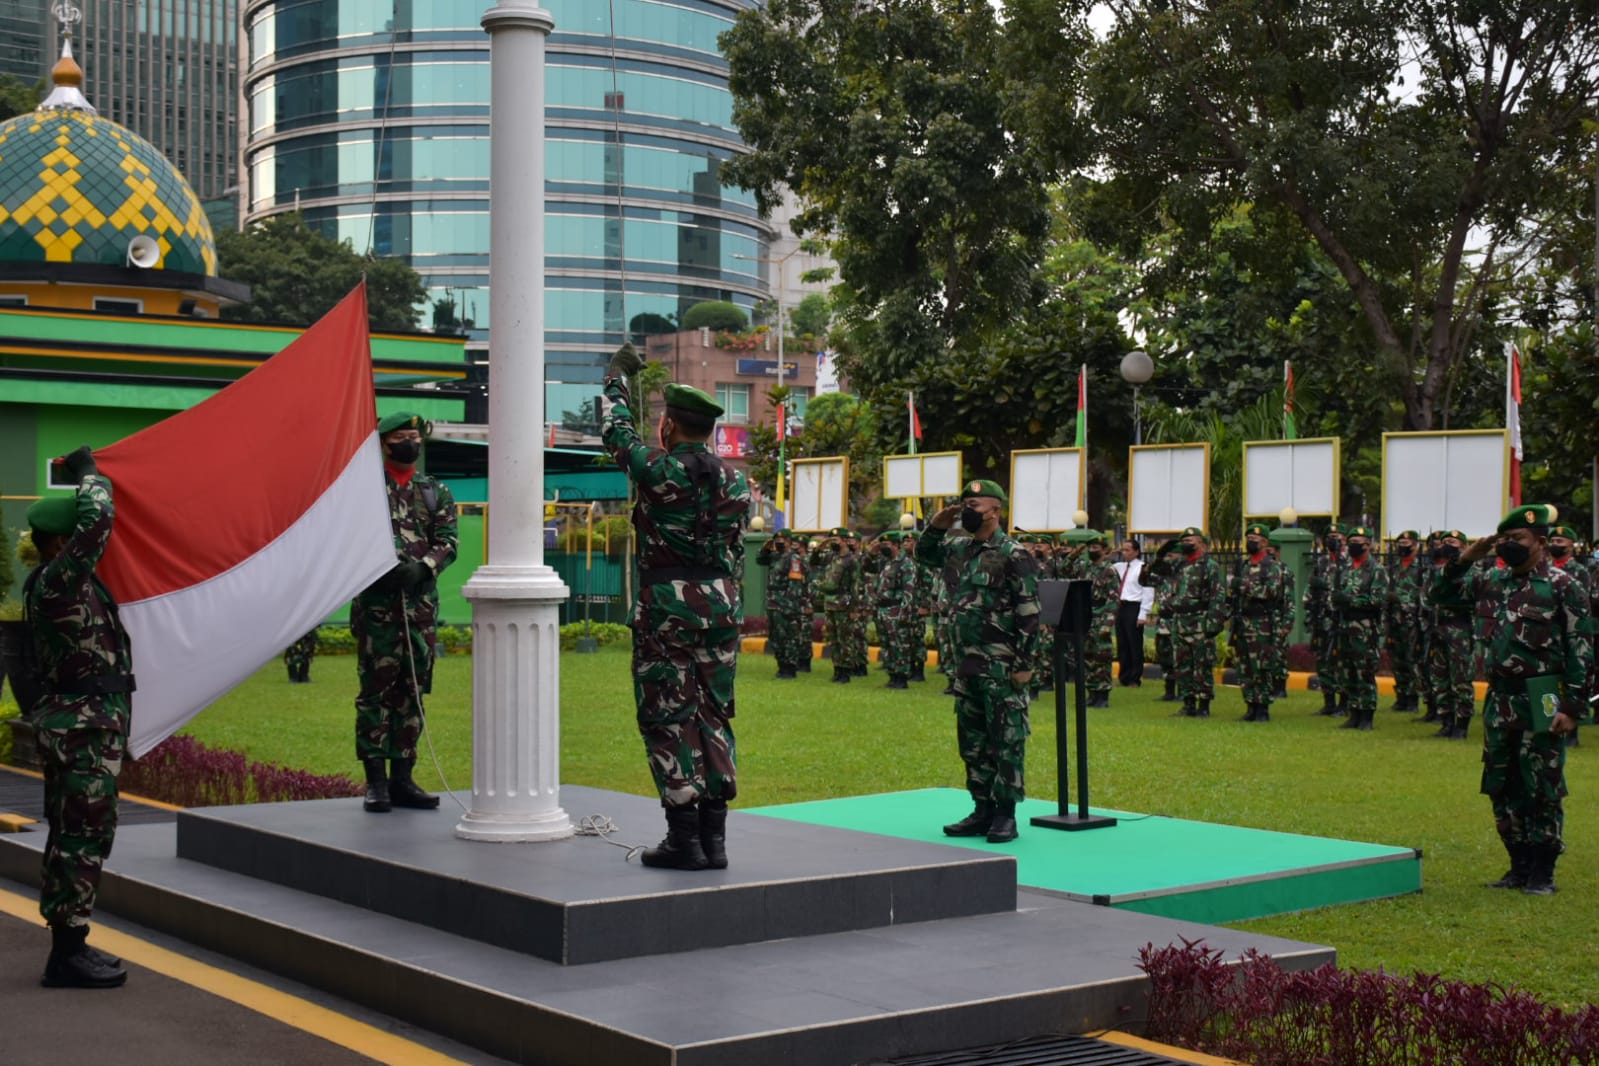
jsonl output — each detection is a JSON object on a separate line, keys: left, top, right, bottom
{"left": 908, "top": 390, "right": 922, "bottom": 452}
{"left": 95, "top": 285, "right": 396, "bottom": 757}
{"left": 1506, "top": 341, "right": 1522, "bottom": 507}
{"left": 1283, "top": 360, "right": 1298, "bottom": 440}
{"left": 1074, "top": 364, "right": 1087, "bottom": 449}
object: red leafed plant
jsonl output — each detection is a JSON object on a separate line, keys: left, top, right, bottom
{"left": 120, "top": 734, "right": 362, "bottom": 808}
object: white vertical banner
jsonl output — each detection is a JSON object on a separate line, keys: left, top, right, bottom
{"left": 788, "top": 456, "right": 849, "bottom": 531}
{"left": 1127, "top": 444, "right": 1210, "bottom": 534}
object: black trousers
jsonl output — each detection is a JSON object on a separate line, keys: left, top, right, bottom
{"left": 1115, "top": 601, "right": 1145, "bottom": 684}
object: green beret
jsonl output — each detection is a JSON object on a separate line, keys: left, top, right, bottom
{"left": 1394, "top": 530, "right": 1420, "bottom": 540}
{"left": 1244, "top": 523, "right": 1271, "bottom": 538}
{"left": 27, "top": 495, "right": 78, "bottom": 536}
{"left": 1323, "top": 523, "right": 1346, "bottom": 538}
{"left": 1085, "top": 530, "right": 1108, "bottom": 547}
{"left": 1550, "top": 525, "right": 1579, "bottom": 541}
{"left": 1347, "top": 525, "right": 1375, "bottom": 540}
{"left": 663, "top": 383, "right": 724, "bottom": 419}
{"left": 1179, "top": 526, "right": 1207, "bottom": 542}
{"left": 1498, "top": 503, "right": 1559, "bottom": 535}
{"left": 828, "top": 526, "right": 848, "bottom": 538}
{"left": 378, "top": 411, "right": 424, "bottom": 435}
{"left": 879, "top": 531, "right": 900, "bottom": 543}
{"left": 1057, "top": 528, "right": 1097, "bottom": 544}
{"left": 960, "top": 479, "right": 1008, "bottom": 505}
{"left": 1442, "top": 529, "right": 1467, "bottom": 542}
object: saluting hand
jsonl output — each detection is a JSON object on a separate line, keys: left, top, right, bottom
{"left": 1460, "top": 535, "right": 1496, "bottom": 564}
{"left": 930, "top": 504, "right": 962, "bottom": 530}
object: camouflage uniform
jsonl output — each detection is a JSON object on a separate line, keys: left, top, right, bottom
{"left": 1083, "top": 551, "right": 1119, "bottom": 703}
{"left": 1230, "top": 550, "right": 1287, "bottom": 719}
{"left": 283, "top": 627, "right": 318, "bottom": 683}
{"left": 26, "top": 475, "right": 133, "bottom": 935}
{"left": 917, "top": 524, "right": 1041, "bottom": 809}
{"left": 1386, "top": 549, "right": 1427, "bottom": 710}
{"left": 1143, "top": 549, "right": 1181, "bottom": 700}
{"left": 1424, "top": 552, "right": 1478, "bottom": 735}
{"left": 351, "top": 471, "right": 458, "bottom": 761}
{"left": 603, "top": 380, "right": 751, "bottom": 809}
{"left": 1329, "top": 550, "right": 1389, "bottom": 729}
{"left": 1143, "top": 543, "right": 1225, "bottom": 714}
{"left": 1430, "top": 532, "right": 1590, "bottom": 893}
{"left": 935, "top": 548, "right": 961, "bottom": 687}
{"left": 872, "top": 543, "right": 921, "bottom": 685}
{"left": 814, "top": 540, "right": 866, "bottom": 680}
{"left": 1272, "top": 554, "right": 1295, "bottom": 696}
{"left": 757, "top": 538, "right": 810, "bottom": 676}
{"left": 1305, "top": 547, "right": 1343, "bottom": 707}
{"left": 1026, "top": 540, "right": 1055, "bottom": 696}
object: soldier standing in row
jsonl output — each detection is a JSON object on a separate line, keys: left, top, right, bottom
{"left": 1330, "top": 525, "right": 1389, "bottom": 731}
{"left": 1430, "top": 505, "right": 1590, "bottom": 895}
{"left": 1143, "top": 527, "right": 1225, "bottom": 718}
{"left": 1268, "top": 541, "right": 1295, "bottom": 699}
{"left": 1148, "top": 541, "right": 1182, "bottom": 701}
{"left": 1231, "top": 523, "right": 1288, "bottom": 722}
{"left": 872, "top": 532, "right": 921, "bottom": 688}
{"left": 1424, "top": 530, "right": 1476, "bottom": 739}
{"left": 815, "top": 528, "right": 865, "bottom": 683}
{"left": 1385, "top": 530, "right": 1425, "bottom": 712}
{"left": 352, "top": 412, "right": 459, "bottom": 814}
{"left": 919, "top": 480, "right": 1042, "bottom": 844}
{"left": 25, "top": 446, "right": 133, "bottom": 989}
{"left": 1547, "top": 524, "right": 1594, "bottom": 748}
{"left": 904, "top": 529, "right": 931, "bottom": 682}
{"left": 1307, "top": 525, "right": 1346, "bottom": 715}
{"left": 1081, "top": 532, "right": 1120, "bottom": 708}
{"left": 934, "top": 538, "right": 963, "bottom": 695}
{"left": 283, "top": 627, "right": 319, "bottom": 684}
{"left": 757, "top": 529, "right": 810, "bottom": 679}
{"left": 603, "top": 346, "right": 751, "bottom": 870}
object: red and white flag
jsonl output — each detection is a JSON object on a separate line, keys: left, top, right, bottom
{"left": 95, "top": 285, "right": 396, "bottom": 757}
{"left": 1505, "top": 341, "right": 1522, "bottom": 507}
{"left": 907, "top": 391, "right": 922, "bottom": 453}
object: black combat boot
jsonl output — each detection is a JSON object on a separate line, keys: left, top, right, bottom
{"left": 1421, "top": 699, "right": 1440, "bottom": 723}
{"left": 775, "top": 666, "right": 796, "bottom": 679}
{"left": 1485, "top": 843, "right": 1531, "bottom": 889}
{"left": 885, "top": 675, "right": 908, "bottom": 689}
{"left": 1196, "top": 699, "right": 1211, "bottom": 718}
{"left": 1176, "top": 697, "right": 1196, "bottom": 718}
{"left": 798, "top": 656, "right": 812, "bottom": 672}
{"left": 1334, "top": 694, "right": 1349, "bottom": 718}
{"left": 1317, "top": 689, "right": 1339, "bottom": 715}
{"left": 390, "top": 757, "right": 440, "bottom": 809}
{"left": 362, "top": 757, "right": 391, "bottom": 813}
{"left": 1240, "top": 703, "right": 1257, "bottom": 721}
{"left": 1256, "top": 704, "right": 1271, "bottom": 722}
{"left": 910, "top": 664, "right": 926, "bottom": 682}
{"left": 300, "top": 663, "right": 312, "bottom": 683}
{"left": 1357, "top": 707, "right": 1375, "bottom": 731}
{"left": 1274, "top": 683, "right": 1288, "bottom": 699}
{"left": 1339, "top": 706, "right": 1363, "bottom": 729}
{"left": 854, "top": 664, "right": 869, "bottom": 677}
{"left": 831, "top": 666, "right": 849, "bottom": 684}
{"left": 1087, "top": 691, "right": 1109, "bottom": 708}
{"left": 699, "top": 799, "right": 728, "bottom": 870}
{"left": 1451, "top": 716, "right": 1471, "bottom": 740}
{"left": 41, "top": 924, "right": 126, "bottom": 989}
{"left": 942, "top": 800, "right": 994, "bottom": 837}
{"left": 641, "top": 803, "right": 710, "bottom": 870}
{"left": 941, "top": 681, "right": 957, "bottom": 696}
{"left": 1161, "top": 678, "right": 1178, "bottom": 702}
{"left": 1521, "top": 844, "right": 1559, "bottom": 895}
{"left": 287, "top": 662, "right": 299, "bottom": 683}
{"left": 985, "top": 802, "right": 1019, "bottom": 843}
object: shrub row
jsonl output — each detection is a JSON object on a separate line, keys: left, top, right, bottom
{"left": 119, "top": 735, "right": 363, "bottom": 807}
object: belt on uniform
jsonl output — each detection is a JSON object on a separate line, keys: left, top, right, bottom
{"left": 49, "top": 674, "right": 137, "bottom": 697}
{"left": 1341, "top": 608, "right": 1381, "bottom": 620}
{"left": 641, "top": 566, "right": 730, "bottom": 584}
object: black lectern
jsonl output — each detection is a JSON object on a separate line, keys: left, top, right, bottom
{"left": 1030, "top": 578, "right": 1117, "bottom": 831}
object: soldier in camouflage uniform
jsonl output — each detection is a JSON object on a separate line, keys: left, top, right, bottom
{"left": 1147, "top": 541, "right": 1182, "bottom": 701}
{"left": 1424, "top": 530, "right": 1477, "bottom": 738}
{"left": 351, "top": 412, "right": 459, "bottom": 814}
{"left": 1231, "top": 523, "right": 1288, "bottom": 722}
{"left": 1430, "top": 505, "right": 1591, "bottom": 895}
{"left": 1329, "top": 525, "right": 1389, "bottom": 731}
{"left": 903, "top": 530, "right": 931, "bottom": 682}
{"left": 1081, "top": 532, "right": 1120, "bottom": 708}
{"left": 918, "top": 480, "right": 1041, "bottom": 844}
{"left": 603, "top": 346, "right": 751, "bottom": 870}
{"left": 283, "top": 627, "right": 318, "bottom": 684}
{"left": 1385, "top": 530, "right": 1425, "bottom": 712}
{"left": 814, "top": 528, "right": 865, "bottom": 683}
{"left": 1020, "top": 537, "right": 1054, "bottom": 697}
{"left": 871, "top": 532, "right": 920, "bottom": 688}
{"left": 24, "top": 447, "right": 132, "bottom": 988}
{"left": 1306, "top": 525, "right": 1347, "bottom": 715}
{"left": 1267, "top": 541, "right": 1294, "bottom": 699}
{"left": 934, "top": 539, "right": 963, "bottom": 694}
{"left": 1547, "top": 524, "right": 1593, "bottom": 749}
{"left": 1142, "top": 527, "right": 1225, "bottom": 718}
{"left": 757, "top": 529, "right": 809, "bottom": 678}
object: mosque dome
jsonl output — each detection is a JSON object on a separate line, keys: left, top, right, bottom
{"left": 0, "top": 41, "right": 217, "bottom": 276}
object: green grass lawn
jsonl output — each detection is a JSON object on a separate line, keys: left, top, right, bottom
{"left": 182, "top": 647, "right": 1599, "bottom": 1007}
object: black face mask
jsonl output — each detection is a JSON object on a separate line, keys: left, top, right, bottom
{"left": 1088, "top": 549, "right": 1104, "bottom": 562}
{"left": 879, "top": 547, "right": 893, "bottom": 557}
{"left": 1397, "top": 544, "right": 1414, "bottom": 557}
{"left": 1348, "top": 543, "right": 1368, "bottom": 559}
{"left": 1180, "top": 542, "right": 1199, "bottom": 557}
{"left": 385, "top": 439, "right": 421, "bottom": 464}
{"left": 960, "top": 507, "right": 985, "bottom": 533}
{"left": 1246, "top": 539, "right": 1263, "bottom": 554}
{"left": 1551, "top": 545, "right": 1571, "bottom": 560}
{"left": 1496, "top": 540, "right": 1531, "bottom": 568}
{"left": 1431, "top": 544, "right": 1460, "bottom": 562}
{"left": 1325, "top": 538, "right": 1343, "bottom": 553}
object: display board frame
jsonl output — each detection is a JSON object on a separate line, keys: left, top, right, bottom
{"left": 883, "top": 451, "right": 963, "bottom": 501}
{"left": 1241, "top": 437, "right": 1342, "bottom": 526}
{"left": 1007, "top": 447, "right": 1086, "bottom": 533}
{"left": 788, "top": 456, "right": 850, "bottom": 532}
{"left": 1127, "top": 443, "right": 1211, "bottom": 535}
{"left": 1381, "top": 430, "right": 1508, "bottom": 541}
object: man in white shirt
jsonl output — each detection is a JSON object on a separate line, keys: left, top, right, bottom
{"left": 1112, "top": 541, "right": 1155, "bottom": 686}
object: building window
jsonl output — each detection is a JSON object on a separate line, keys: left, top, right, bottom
{"left": 786, "top": 387, "right": 810, "bottom": 421}
{"left": 715, "top": 383, "right": 749, "bottom": 424}
{"left": 94, "top": 297, "right": 143, "bottom": 315}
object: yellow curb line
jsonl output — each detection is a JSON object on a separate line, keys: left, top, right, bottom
{"left": 0, "top": 813, "right": 38, "bottom": 832}
{"left": 0, "top": 886, "right": 469, "bottom": 1066}
{"left": 1087, "top": 1029, "right": 1246, "bottom": 1065}
{"left": 2, "top": 763, "right": 186, "bottom": 812}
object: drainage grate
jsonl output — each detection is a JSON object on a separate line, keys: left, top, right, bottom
{"left": 865, "top": 1032, "right": 1197, "bottom": 1066}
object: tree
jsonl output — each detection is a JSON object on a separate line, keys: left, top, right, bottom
{"left": 0, "top": 75, "right": 41, "bottom": 122}
{"left": 1082, "top": 0, "right": 1599, "bottom": 430}
{"left": 790, "top": 293, "right": 831, "bottom": 339}
{"left": 681, "top": 301, "right": 748, "bottom": 331}
{"left": 629, "top": 312, "right": 676, "bottom": 341}
{"left": 744, "top": 392, "right": 884, "bottom": 522}
{"left": 215, "top": 213, "right": 426, "bottom": 331}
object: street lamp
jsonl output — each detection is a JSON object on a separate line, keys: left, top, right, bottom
{"left": 1119, "top": 349, "right": 1154, "bottom": 446}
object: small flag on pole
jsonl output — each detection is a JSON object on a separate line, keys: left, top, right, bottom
{"left": 1283, "top": 360, "right": 1298, "bottom": 440}
{"left": 1074, "top": 365, "right": 1087, "bottom": 449}
{"left": 908, "top": 391, "right": 922, "bottom": 453}
{"left": 1506, "top": 342, "right": 1522, "bottom": 506}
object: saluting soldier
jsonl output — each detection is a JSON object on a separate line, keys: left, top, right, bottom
{"left": 1143, "top": 527, "right": 1226, "bottom": 718}
{"left": 1146, "top": 540, "right": 1183, "bottom": 701}
{"left": 903, "top": 529, "right": 932, "bottom": 682}
{"left": 871, "top": 532, "right": 920, "bottom": 688}
{"left": 919, "top": 480, "right": 1042, "bottom": 844}
{"left": 1081, "top": 531, "right": 1120, "bottom": 708}
{"left": 1231, "top": 523, "right": 1288, "bottom": 722}
{"left": 1385, "top": 530, "right": 1426, "bottom": 712}
{"left": 1424, "top": 530, "right": 1477, "bottom": 738}
{"left": 1330, "top": 525, "right": 1389, "bottom": 731}
{"left": 1547, "top": 524, "right": 1594, "bottom": 748}
{"left": 1267, "top": 540, "right": 1294, "bottom": 698}
{"left": 1306, "top": 524, "right": 1347, "bottom": 715}
{"left": 757, "top": 528, "right": 810, "bottom": 678}
{"left": 1430, "top": 505, "right": 1591, "bottom": 895}
{"left": 814, "top": 528, "right": 865, "bottom": 683}
{"left": 603, "top": 346, "right": 751, "bottom": 870}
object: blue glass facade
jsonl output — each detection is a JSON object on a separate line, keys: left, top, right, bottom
{"left": 242, "top": 0, "right": 772, "bottom": 418}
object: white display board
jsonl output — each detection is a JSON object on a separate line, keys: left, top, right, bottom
{"left": 1243, "top": 438, "right": 1340, "bottom": 519}
{"left": 1008, "top": 448, "right": 1085, "bottom": 532}
{"left": 883, "top": 451, "right": 963, "bottom": 500}
{"left": 788, "top": 456, "right": 850, "bottom": 532}
{"left": 1128, "top": 444, "right": 1210, "bottom": 534}
{"left": 1382, "top": 431, "right": 1507, "bottom": 540}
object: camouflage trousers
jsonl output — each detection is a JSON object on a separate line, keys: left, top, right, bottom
{"left": 1386, "top": 609, "right": 1425, "bottom": 701}
{"left": 1155, "top": 627, "right": 1174, "bottom": 672}
{"left": 1033, "top": 624, "right": 1056, "bottom": 694}
{"left": 283, "top": 629, "right": 318, "bottom": 674}
{"left": 1428, "top": 620, "right": 1476, "bottom": 721}
{"left": 1235, "top": 615, "right": 1279, "bottom": 705}
{"left": 1335, "top": 618, "right": 1381, "bottom": 714}
{"left": 937, "top": 611, "right": 958, "bottom": 678}
{"left": 1084, "top": 627, "right": 1114, "bottom": 694}
{"left": 825, "top": 609, "right": 866, "bottom": 671}
{"left": 632, "top": 623, "right": 739, "bottom": 808}
{"left": 952, "top": 674, "right": 1031, "bottom": 804}
{"left": 768, "top": 604, "right": 810, "bottom": 672}
{"left": 1274, "top": 616, "right": 1292, "bottom": 690}
{"left": 37, "top": 701, "right": 127, "bottom": 929}
{"left": 1481, "top": 692, "right": 1566, "bottom": 849}
{"left": 1310, "top": 617, "right": 1341, "bottom": 696}
{"left": 352, "top": 591, "right": 436, "bottom": 761}
{"left": 1170, "top": 618, "right": 1217, "bottom": 701}
{"left": 878, "top": 609, "right": 921, "bottom": 678}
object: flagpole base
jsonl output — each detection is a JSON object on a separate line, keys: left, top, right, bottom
{"left": 454, "top": 564, "right": 574, "bottom": 843}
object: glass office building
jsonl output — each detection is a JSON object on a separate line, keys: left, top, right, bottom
{"left": 242, "top": 0, "right": 774, "bottom": 419}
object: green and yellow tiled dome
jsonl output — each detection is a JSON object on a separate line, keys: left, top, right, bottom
{"left": 0, "top": 108, "right": 217, "bottom": 275}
